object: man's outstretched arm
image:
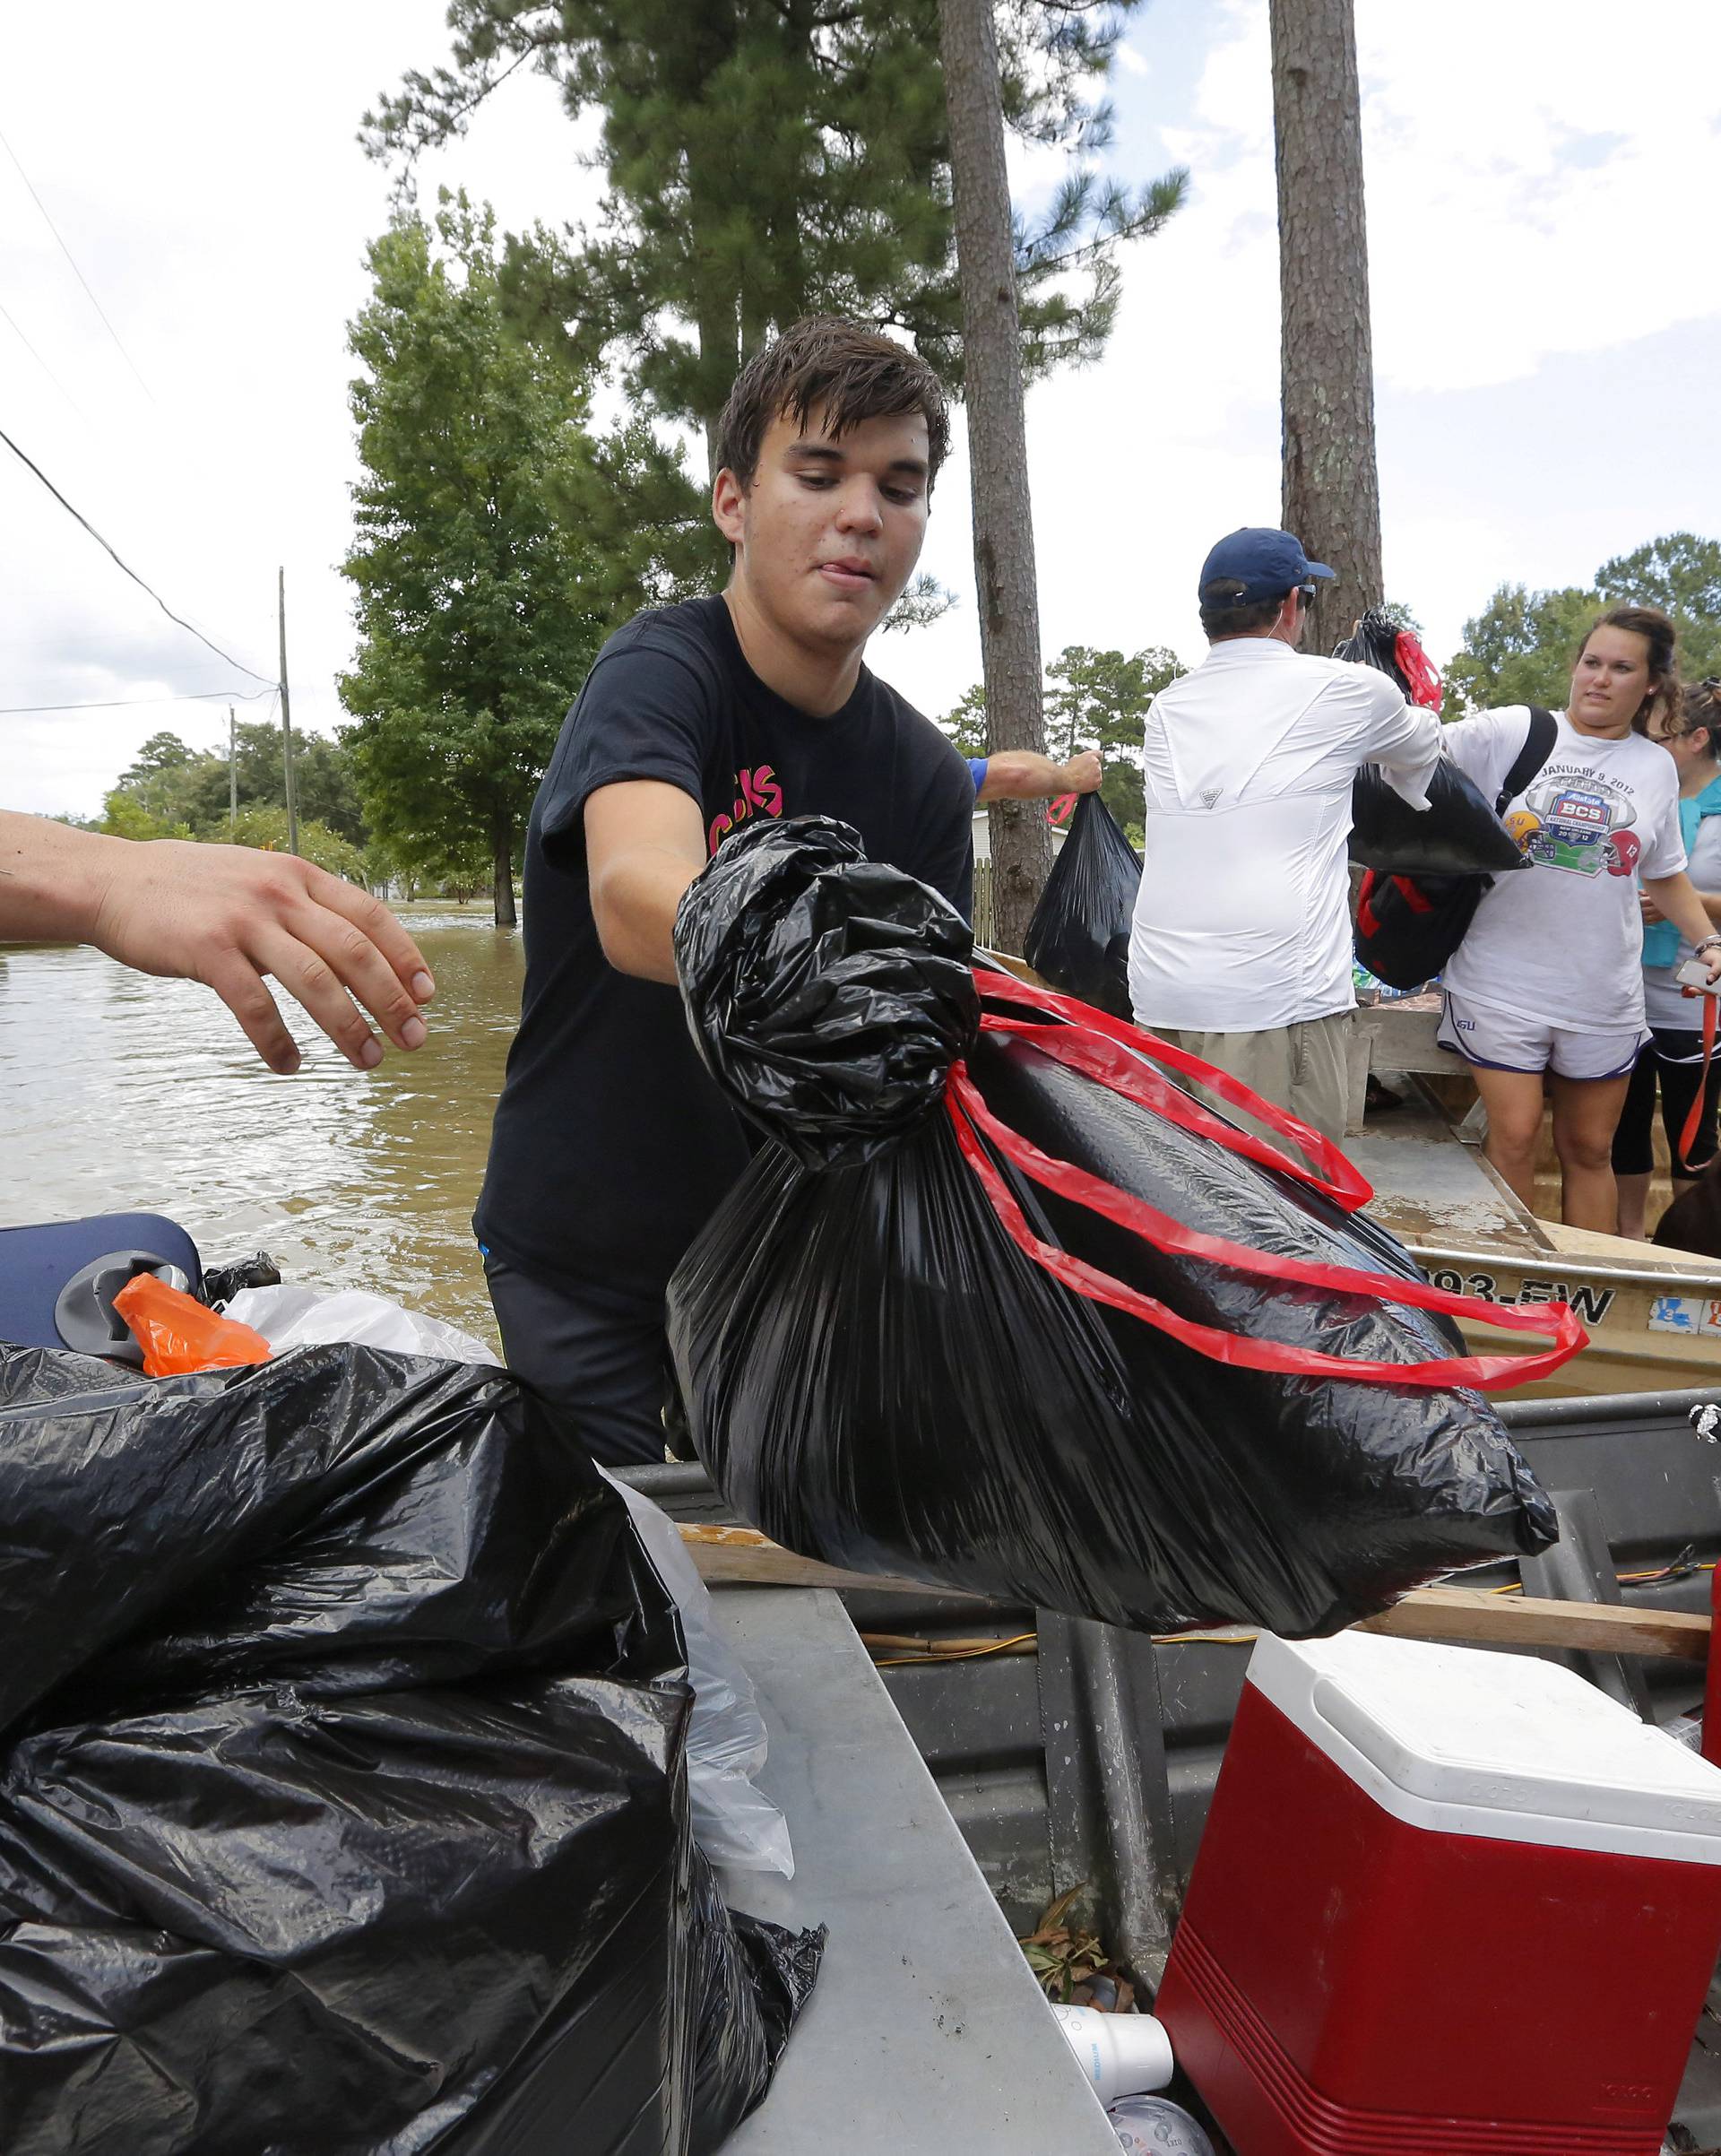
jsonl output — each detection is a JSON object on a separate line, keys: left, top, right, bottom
{"left": 584, "top": 780, "right": 709, "bottom": 983}
{"left": 975, "top": 749, "right": 1102, "bottom": 802}
{"left": 0, "top": 810, "right": 435, "bottom": 1074}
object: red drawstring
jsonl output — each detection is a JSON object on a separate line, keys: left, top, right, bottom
{"left": 973, "top": 967, "right": 1371, "bottom": 1208}
{"left": 1679, "top": 983, "right": 1720, "bottom": 1172}
{"left": 1394, "top": 628, "right": 1445, "bottom": 712}
{"left": 950, "top": 967, "right": 1587, "bottom": 1391}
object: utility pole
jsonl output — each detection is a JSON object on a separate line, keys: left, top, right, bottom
{"left": 1270, "top": 0, "right": 1382, "bottom": 654}
{"left": 938, "top": 0, "right": 1051, "bottom": 954}
{"left": 228, "top": 706, "right": 238, "bottom": 836}
{"left": 277, "top": 566, "right": 299, "bottom": 856}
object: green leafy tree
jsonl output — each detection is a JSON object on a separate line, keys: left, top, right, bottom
{"left": 364, "top": 2, "right": 1187, "bottom": 461}
{"left": 180, "top": 724, "right": 371, "bottom": 844}
{"left": 1596, "top": 532, "right": 1721, "bottom": 682}
{"left": 941, "top": 642, "right": 1180, "bottom": 836}
{"left": 1440, "top": 584, "right": 1596, "bottom": 720}
{"left": 228, "top": 808, "right": 370, "bottom": 884}
{"left": 1444, "top": 533, "right": 1721, "bottom": 720}
{"left": 339, "top": 195, "right": 650, "bottom": 925}
{"left": 938, "top": 683, "right": 990, "bottom": 758}
{"left": 104, "top": 722, "right": 370, "bottom": 845}
{"left": 111, "top": 732, "right": 201, "bottom": 829}
{"left": 99, "top": 789, "right": 193, "bottom": 843}
{"left": 1044, "top": 643, "right": 1182, "bottom": 830}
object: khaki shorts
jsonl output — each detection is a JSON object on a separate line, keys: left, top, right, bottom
{"left": 1148, "top": 1009, "right": 1354, "bottom": 1146}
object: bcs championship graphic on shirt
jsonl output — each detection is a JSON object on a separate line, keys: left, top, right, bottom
{"left": 1507, "top": 762, "right": 1646, "bottom": 880}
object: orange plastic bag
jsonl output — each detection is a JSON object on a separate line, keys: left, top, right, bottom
{"left": 113, "top": 1273, "right": 272, "bottom": 1378}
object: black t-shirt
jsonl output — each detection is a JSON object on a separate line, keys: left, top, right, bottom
{"left": 475, "top": 594, "right": 975, "bottom": 1288}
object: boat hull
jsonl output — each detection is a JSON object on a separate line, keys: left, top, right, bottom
{"left": 1411, "top": 1242, "right": 1721, "bottom": 1398}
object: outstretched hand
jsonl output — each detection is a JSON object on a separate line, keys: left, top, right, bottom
{"left": 86, "top": 838, "right": 436, "bottom": 1074}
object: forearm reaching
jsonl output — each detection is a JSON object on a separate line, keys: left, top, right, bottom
{"left": 0, "top": 810, "right": 435, "bottom": 1074}
{"left": 584, "top": 780, "right": 708, "bottom": 983}
{"left": 976, "top": 749, "right": 1102, "bottom": 803}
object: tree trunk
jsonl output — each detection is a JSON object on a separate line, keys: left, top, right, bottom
{"left": 938, "top": 0, "right": 1050, "bottom": 955}
{"left": 1269, "top": 0, "right": 1382, "bottom": 658}
{"left": 491, "top": 810, "right": 517, "bottom": 929}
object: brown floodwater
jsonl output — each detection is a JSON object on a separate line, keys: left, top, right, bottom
{"left": 0, "top": 905, "right": 526, "bottom": 1348}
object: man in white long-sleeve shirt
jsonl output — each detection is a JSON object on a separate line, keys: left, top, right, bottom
{"left": 1128, "top": 527, "right": 1446, "bottom": 1140}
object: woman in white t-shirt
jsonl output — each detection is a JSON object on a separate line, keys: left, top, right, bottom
{"left": 1613, "top": 681, "right": 1721, "bottom": 1237}
{"left": 1439, "top": 607, "right": 1721, "bottom": 1232}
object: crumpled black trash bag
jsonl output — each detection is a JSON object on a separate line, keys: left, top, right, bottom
{"left": 667, "top": 822, "right": 1557, "bottom": 1639}
{"left": 690, "top": 1857, "right": 826, "bottom": 2154}
{"left": 1022, "top": 791, "right": 1142, "bottom": 1019}
{"left": 0, "top": 1342, "right": 821, "bottom": 2155}
{"left": 675, "top": 814, "right": 978, "bottom": 1171}
{"left": 1340, "top": 608, "right": 1524, "bottom": 877}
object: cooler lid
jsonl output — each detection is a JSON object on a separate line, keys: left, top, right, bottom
{"left": 1248, "top": 1630, "right": 1721, "bottom": 1864}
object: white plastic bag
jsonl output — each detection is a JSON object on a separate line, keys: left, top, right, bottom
{"left": 602, "top": 1471, "right": 794, "bottom": 1877}
{"left": 223, "top": 1281, "right": 794, "bottom": 1876}
{"left": 223, "top": 1285, "right": 499, "bottom": 1365}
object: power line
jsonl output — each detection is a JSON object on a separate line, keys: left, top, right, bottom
{"left": 0, "top": 686, "right": 278, "bottom": 716}
{"left": 0, "top": 422, "right": 273, "bottom": 686}
{"left": 0, "top": 117, "right": 156, "bottom": 406}
{"left": 0, "top": 292, "right": 91, "bottom": 423}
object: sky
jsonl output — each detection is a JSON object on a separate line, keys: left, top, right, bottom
{"left": 4, "top": 0, "right": 1720, "bottom": 818}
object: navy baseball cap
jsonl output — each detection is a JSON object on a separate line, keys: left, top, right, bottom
{"left": 1198, "top": 527, "right": 1335, "bottom": 606}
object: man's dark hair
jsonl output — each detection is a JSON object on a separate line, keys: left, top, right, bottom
{"left": 1199, "top": 579, "right": 1292, "bottom": 639}
{"left": 715, "top": 316, "right": 951, "bottom": 490}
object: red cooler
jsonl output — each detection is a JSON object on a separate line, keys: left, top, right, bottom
{"left": 1156, "top": 1630, "right": 1721, "bottom": 2155}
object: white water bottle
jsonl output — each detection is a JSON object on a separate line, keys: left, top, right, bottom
{"left": 1050, "top": 2004, "right": 1174, "bottom": 2105}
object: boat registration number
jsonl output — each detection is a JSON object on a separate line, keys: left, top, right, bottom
{"left": 1425, "top": 1268, "right": 1617, "bottom": 1325}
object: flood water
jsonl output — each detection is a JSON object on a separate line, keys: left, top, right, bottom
{"left": 0, "top": 906, "right": 526, "bottom": 1348}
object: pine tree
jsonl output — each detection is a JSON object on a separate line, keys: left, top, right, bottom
{"left": 364, "top": 3, "right": 1186, "bottom": 461}
{"left": 1269, "top": 0, "right": 1381, "bottom": 655}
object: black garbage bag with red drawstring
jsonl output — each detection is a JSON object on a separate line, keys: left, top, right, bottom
{"left": 1023, "top": 791, "right": 1143, "bottom": 1019}
{"left": 668, "top": 818, "right": 1564, "bottom": 1639}
{"left": 1342, "top": 608, "right": 1526, "bottom": 877}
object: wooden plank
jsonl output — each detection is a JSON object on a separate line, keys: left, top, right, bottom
{"left": 676, "top": 1523, "right": 963, "bottom": 1598}
{"left": 1353, "top": 1003, "right": 1455, "bottom": 1070}
{"left": 1357, "top": 1585, "right": 1712, "bottom": 1662}
{"left": 676, "top": 1527, "right": 1714, "bottom": 1660}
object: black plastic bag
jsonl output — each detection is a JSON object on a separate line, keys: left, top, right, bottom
{"left": 0, "top": 1342, "right": 820, "bottom": 2155}
{"left": 1338, "top": 608, "right": 1524, "bottom": 876}
{"left": 1023, "top": 791, "right": 1142, "bottom": 1018}
{"left": 689, "top": 1857, "right": 826, "bottom": 2155}
{"left": 668, "top": 820, "right": 1558, "bottom": 1639}
{"left": 1351, "top": 758, "right": 1526, "bottom": 876}
{"left": 675, "top": 812, "right": 977, "bottom": 1172}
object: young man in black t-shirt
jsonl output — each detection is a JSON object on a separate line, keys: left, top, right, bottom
{"left": 475, "top": 317, "right": 976, "bottom": 1464}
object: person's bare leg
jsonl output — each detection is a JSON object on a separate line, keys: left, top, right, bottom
{"left": 1615, "top": 1170, "right": 1653, "bottom": 1240}
{"left": 1550, "top": 1071, "right": 1633, "bottom": 1234}
{"left": 1470, "top": 1064, "right": 1549, "bottom": 1216}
